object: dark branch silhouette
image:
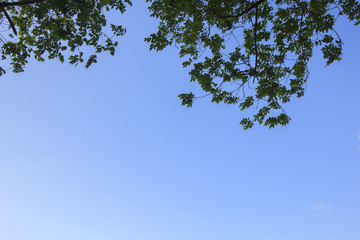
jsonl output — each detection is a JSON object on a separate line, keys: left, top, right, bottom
{"left": 1, "top": 7, "right": 17, "bottom": 35}
{"left": 218, "top": 0, "right": 267, "bottom": 19}
{"left": 253, "top": 6, "right": 258, "bottom": 83}
{"left": 0, "top": 0, "right": 47, "bottom": 8}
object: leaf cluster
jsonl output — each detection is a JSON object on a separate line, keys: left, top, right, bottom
{"left": 0, "top": 0, "right": 131, "bottom": 74}
{"left": 146, "top": 0, "right": 360, "bottom": 129}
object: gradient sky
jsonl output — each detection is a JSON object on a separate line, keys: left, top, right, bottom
{"left": 0, "top": 2, "right": 359, "bottom": 240}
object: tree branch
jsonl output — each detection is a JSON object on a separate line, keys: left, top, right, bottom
{"left": 0, "top": 0, "right": 47, "bottom": 8}
{"left": 0, "top": 0, "right": 47, "bottom": 35}
{"left": 1, "top": 7, "right": 17, "bottom": 35}
{"left": 253, "top": 6, "right": 258, "bottom": 83}
{"left": 0, "top": 0, "right": 84, "bottom": 35}
{"left": 219, "top": 0, "right": 267, "bottom": 19}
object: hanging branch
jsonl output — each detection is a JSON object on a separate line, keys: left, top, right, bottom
{"left": 0, "top": 0, "right": 48, "bottom": 36}
{"left": 216, "top": 0, "right": 265, "bottom": 83}
{"left": 253, "top": 6, "right": 258, "bottom": 83}
{"left": 0, "top": 0, "right": 84, "bottom": 36}
{"left": 1, "top": 7, "right": 17, "bottom": 35}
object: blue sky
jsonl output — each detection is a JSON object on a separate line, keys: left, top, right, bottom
{"left": 0, "top": 2, "right": 359, "bottom": 240}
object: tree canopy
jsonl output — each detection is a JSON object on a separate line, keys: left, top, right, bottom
{"left": 0, "top": 0, "right": 131, "bottom": 72}
{"left": 1, "top": 0, "right": 359, "bottom": 128}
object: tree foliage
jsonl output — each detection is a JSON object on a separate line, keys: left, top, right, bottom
{"left": 0, "top": 0, "right": 131, "bottom": 73}
{"left": 146, "top": 0, "right": 360, "bottom": 128}
{"left": 1, "top": 0, "right": 359, "bottom": 128}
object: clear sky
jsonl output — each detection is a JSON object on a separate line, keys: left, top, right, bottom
{"left": 0, "top": 2, "right": 359, "bottom": 240}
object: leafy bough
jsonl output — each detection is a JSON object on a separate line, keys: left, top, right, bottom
{"left": 146, "top": 0, "right": 360, "bottom": 129}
